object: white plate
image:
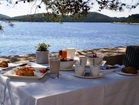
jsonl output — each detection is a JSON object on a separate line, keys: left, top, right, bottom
{"left": 3, "top": 68, "right": 47, "bottom": 79}
{"left": 0, "top": 63, "right": 16, "bottom": 70}
{"left": 60, "top": 66, "right": 75, "bottom": 71}
{"left": 74, "top": 73, "right": 105, "bottom": 79}
{"left": 27, "top": 62, "right": 49, "bottom": 68}
{"left": 115, "top": 70, "right": 139, "bottom": 76}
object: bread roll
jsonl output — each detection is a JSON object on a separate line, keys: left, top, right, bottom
{"left": 0, "top": 61, "right": 8, "bottom": 67}
{"left": 122, "top": 66, "right": 138, "bottom": 74}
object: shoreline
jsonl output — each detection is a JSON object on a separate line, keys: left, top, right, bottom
{"left": 113, "top": 22, "right": 139, "bottom": 25}
{"left": 0, "top": 45, "right": 131, "bottom": 65}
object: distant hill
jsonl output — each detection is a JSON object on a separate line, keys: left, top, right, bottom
{"left": 10, "top": 14, "right": 49, "bottom": 22}
{"left": 71, "top": 12, "right": 118, "bottom": 22}
{"left": 1, "top": 12, "right": 139, "bottom": 23}
{"left": 0, "top": 14, "right": 10, "bottom": 20}
{"left": 118, "top": 14, "right": 139, "bottom": 23}
{"left": 10, "top": 12, "right": 119, "bottom": 22}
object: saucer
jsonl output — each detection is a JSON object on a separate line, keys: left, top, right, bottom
{"left": 60, "top": 66, "right": 75, "bottom": 71}
{"left": 74, "top": 73, "right": 105, "bottom": 79}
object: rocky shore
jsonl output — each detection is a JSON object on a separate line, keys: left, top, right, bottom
{"left": 0, "top": 45, "right": 130, "bottom": 65}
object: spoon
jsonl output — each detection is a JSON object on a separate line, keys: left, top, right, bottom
{"left": 80, "top": 59, "right": 82, "bottom": 65}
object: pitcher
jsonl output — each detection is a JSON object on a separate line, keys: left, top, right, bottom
{"left": 64, "top": 48, "right": 76, "bottom": 59}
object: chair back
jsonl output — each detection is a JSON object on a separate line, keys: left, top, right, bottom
{"left": 123, "top": 45, "right": 139, "bottom": 70}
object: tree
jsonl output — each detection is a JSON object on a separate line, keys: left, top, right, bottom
{"left": 0, "top": 0, "right": 139, "bottom": 30}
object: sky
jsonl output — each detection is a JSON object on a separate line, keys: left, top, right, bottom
{"left": 0, "top": 0, "right": 139, "bottom": 18}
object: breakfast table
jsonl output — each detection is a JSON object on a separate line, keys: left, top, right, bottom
{"left": 0, "top": 63, "right": 139, "bottom": 105}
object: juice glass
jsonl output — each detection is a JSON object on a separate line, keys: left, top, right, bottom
{"left": 61, "top": 50, "right": 67, "bottom": 58}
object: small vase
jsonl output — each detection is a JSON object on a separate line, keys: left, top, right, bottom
{"left": 36, "top": 51, "right": 49, "bottom": 64}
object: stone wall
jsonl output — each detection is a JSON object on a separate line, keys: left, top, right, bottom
{"left": 77, "top": 46, "right": 126, "bottom": 65}
{"left": 0, "top": 46, "right": 128, "bottom": 65}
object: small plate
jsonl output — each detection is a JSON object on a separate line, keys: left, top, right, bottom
{"left": 0, "top": 63, "right": 27, "bottom": 71}
{"left": 115, "top": 70, "right": 139, "bottom": 76}
{"left": 74, "top": 73, "right": 105, "bottom": 79}
{"left": 3, "top": 68, "right": 47, "bottom": 79}
{"left": 60, "top": 66, "right": 75, "bottom": 71}
{"left": 0, "top": 63, "right": 17, "bottom": 70}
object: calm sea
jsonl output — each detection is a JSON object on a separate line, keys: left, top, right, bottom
{"left": 0, "top": 22, "right": 139, "bottom": 56}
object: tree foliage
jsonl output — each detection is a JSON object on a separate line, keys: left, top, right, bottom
{"left": 0, "top": 0, "right": 139, "bottom": 30}
{"left": 3, "top": 0, "right": 139, "bottom": 21}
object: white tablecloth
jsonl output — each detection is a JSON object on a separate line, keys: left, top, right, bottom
{"left": 0, "top": 70, "right": 139, "bottom": 105}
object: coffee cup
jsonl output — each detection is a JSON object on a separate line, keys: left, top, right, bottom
{"left": 90, "top": 65, "right": 100, "bottom": 76}
{"left": 79, "top": 56, "right": 87, "bottom": 66}
{"left": 75, "top": 64, "right": 85, "bottom": 76}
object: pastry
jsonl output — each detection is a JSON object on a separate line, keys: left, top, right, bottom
{"left": 15, "top": 66, "right": 35, "bottom": 76}
{"left": 122, "top": 66, "right": 138, "bottom": 74}
{"left": 0, "top": 61, "right": 8, "bottom": 67}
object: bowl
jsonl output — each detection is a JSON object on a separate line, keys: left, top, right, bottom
{"left": 60, "top": 59, "right": 77, "bottom": 69}
{"left": 86, "top": 54, "right": 104, "bottom": 66}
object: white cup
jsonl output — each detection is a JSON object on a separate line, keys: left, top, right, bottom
{"left": 64, "top": 48, "right": 76, "bottom": 59}
{"left": 75, "top": 64, "right": 85, "bottom": 76}
{"left": 90, "top": 65, "right": 100, "bottom": 76}
{"left": 79, "top": 56, "right": 87, "bottom": 66}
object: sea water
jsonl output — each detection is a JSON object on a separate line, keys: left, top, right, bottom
{"left": 0, "top": 22, "right": 139, "bottom": 56}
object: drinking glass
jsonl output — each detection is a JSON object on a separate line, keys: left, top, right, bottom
{"left": 49, "top": 57, "right": 60, "bottom": 78}
{"left": 61, "top": 50, "right": 67, "bottom": 58}
{"left": 58, "top": 50, "right": 67, "bottom": 59}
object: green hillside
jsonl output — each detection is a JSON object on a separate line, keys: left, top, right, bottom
{"left": 0, "top": 14, "right": 10, "bottom": 20}
{"left": 10, "top": 12, "right": 118, "bottom": 22}
{"left": 73, "top": 12, "right": 117, "bottom": 22}
{"left": 120, "top": 14, "right": 139, "bottom": 23}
